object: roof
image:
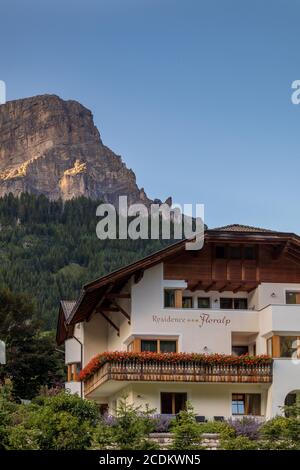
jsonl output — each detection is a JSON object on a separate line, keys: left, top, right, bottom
{"left": 56, "top": 225, "right": 300, "bottom": 344}
{"left": 56, "top": 300, "right": 76, "bottom": 345}
{"left": 213, "top": 224, "right": 278, "bottom": 233}
{"left": 60, "top": 300, "right": 77, "bottom": 320}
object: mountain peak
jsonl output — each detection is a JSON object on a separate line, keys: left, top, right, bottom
{"left": 0, "top": 94, "right": 156, "bottom": 205}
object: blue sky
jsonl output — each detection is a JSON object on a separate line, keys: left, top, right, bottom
{"left": 1, "top": 0, "right": 300, "bottom": 232}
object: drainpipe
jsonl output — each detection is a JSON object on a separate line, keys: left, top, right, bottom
{"left": 72, "top": 336, "right": 83, "bottom": 399}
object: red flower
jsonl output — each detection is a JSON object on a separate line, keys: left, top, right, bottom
{"left": 78, "top": 351, "right": 272, "bottom": 382}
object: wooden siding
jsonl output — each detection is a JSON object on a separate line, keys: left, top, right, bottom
{"left": 164, "top": 243, "right": 300, "bottom": 287}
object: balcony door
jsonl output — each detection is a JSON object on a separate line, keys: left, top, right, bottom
{"left": 161, "top": 392, "right": 187, "bottom": 414}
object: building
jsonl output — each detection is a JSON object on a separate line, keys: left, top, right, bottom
{"left": 57, "top": 224, "right": 300, "bottom": 420}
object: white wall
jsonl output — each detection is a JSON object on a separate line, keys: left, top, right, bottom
{"left": 269, "top": 360, "right": 300, "bottom": 417}
{"left": 259, "top": 305, "right": 300, "bottom": 337}
{"left": 65, "top": 337, "right": 82, "bottom": 364}
{"left": 131, "top": 264, "right": 260, "bottom": 354}
{"left": 255, "top": 283, "right": 300, "bottom": 310}
{"left": 83, "top": 313, "right": 108, "bottom": 365}
{"left": 107, "top": 383, "right": 269, "bottom": 420}
{"left": 65, "top": 381, "right": 82, "bottom": 396}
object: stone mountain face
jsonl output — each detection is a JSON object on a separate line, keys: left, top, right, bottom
{"left": 0, "top": 94, "right": 162, "bottom": 206}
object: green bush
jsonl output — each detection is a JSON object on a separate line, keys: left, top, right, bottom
{"left": 198, "top": 420, "right": 234, "bottom": 439}
{"left": 7, "top": 425, "right": 41, "bottom": 450}
{"left": 0, "top": 383, "right": 18, "bottom": 449}
{"left": 93, "top": 396, "right": 158, "bottom": 450}
{"left": 169, "top": 402, "right": 202, "bottom": 450}
{"left": 221, "top": 436, "right": 259, "bottom": 450}
{"left": 32, "top": 391, "right": 99, "bottom": 425}
{"left": 5, "top": 391, "right": 97, "bottom": 450}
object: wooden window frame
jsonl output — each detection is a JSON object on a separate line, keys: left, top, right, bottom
{"left": 232, "top": 393, "right": 261, "bottom": 416}
{"left": 286, "top": 291, "right": 300, "bottom": 305}
{"left": 67, "top": 362, "right": 80, "bottom": 382}
{"left": 164, "top": 289, "right": 183, "bottom": 308}
{"left": 182, "top": 296, "right": 193, "bottom": 309}
{"left": 131, "top": 338, "right": 178, "bottom": 353}
{"left": 220, "top": 297, "right": 248, "bottom": 310}
{"left": 268, "top": 335, "right": 300, "bottom": 359}
{"left": 197, "top": 297, "right": 211, "bottom": 309}
{"left": 161, "top": 392, "right": 187, "bottom": 414}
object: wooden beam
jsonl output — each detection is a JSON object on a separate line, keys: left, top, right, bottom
{"left": 111, "top": 300, "right": 131, "bottom": 324}
{"left": 86, "top": 284, "right": 114, "bottom": 322}
{"left": 204, "top": 282, "right": 216, "bottom": 293}
{"left": 98, "top": 309, "right": 120, "bottom": 336}
{"left": 190, "top": 281, "right": 202, "bottom": 292}
{"left": 134, "top": 270, "right": 144, "bottom": 284}
{"left": 247, "top": 283, "right": 260, "bottom": 293}
{"left": 218, "top": 283, "right": 231, "bottom": 293}
{"left": 101, "top": 307, "right": 120, "bottom": 313}
{"left": 233, "top": 284, "right": 244, "bottom": 293}
{"left": 106, "top": 293, "right": 131, "bottom": 299}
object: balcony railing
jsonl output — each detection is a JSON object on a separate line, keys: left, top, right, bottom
{"left": 82, "top": 355, "right": 273, "bottom": 396}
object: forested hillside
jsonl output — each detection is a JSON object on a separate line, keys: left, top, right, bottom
{"left": 0, "top": 194, "right": 172, "bottom": 330}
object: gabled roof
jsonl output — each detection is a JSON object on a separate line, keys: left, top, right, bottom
{"left": 213, "top": 224, "right": 278, "bottom": 233}
{"left": 56, "top": 225, "right": 300, "bottom": 344}
{"left": 56, "top": 300, "right": 76, "bottom": 345}
{"left": 60, "top": 300, "right": 77, "bottom": 320}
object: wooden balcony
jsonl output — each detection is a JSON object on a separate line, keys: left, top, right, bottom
{"left": 83, "top": 358, "right": 273, "bottom": 396}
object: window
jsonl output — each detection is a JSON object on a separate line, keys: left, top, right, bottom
{"left": 164, "top": 289, "right": 182, "bottom": 308}
{"left": 140, "top": 339, "right": 177, "bottom": 353}
{"left": 234, "top": 298, "right": 248, "bottom": 310}
{"left": 232, "top": 394, "right": 245, "bottom": 415}
{"left": 141, "top": 340, "right": 157, "bottom": 352}
{"left": 216, "top": 246, "right": 227, "bottom": 259}
{"left": 67, "top": 363, "right": 81, "bottom": 382}
{"left": 220, "top": 298, "right": 248, "bottom": 310}
{"left": 232, "top": 394, "right": 261, "bottom": 416}
{"left": 244, "top": 246, "right": 256, "bottom": 260}
{"left": 160, "top": 340, "right": 177, "bottom": 353}
{"left": 280, "top": 336, "right": 300, "bottom": 358}
{"left": 220, "top": 298, "right": 233, "bottom": 309}
{"left": 161, "top": 392, "right": 187, "bottom": 414}
{"left": 286, "top": 291, "right": 300, "bottom": 305}
{"left": 164, "top": 289, "right": 175, "bottom": 308}
{"left": 198, "top": 297, "right": 211, "bottom": 309}
{"left": 182, "top": 296, "right": 193, "bottom": 308}
{"left": 232, "top": 346, "right": 249, "bottom": 356}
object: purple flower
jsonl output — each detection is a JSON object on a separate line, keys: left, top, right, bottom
{"left": 227, "top": 417, "right": 262, "bottom": 440}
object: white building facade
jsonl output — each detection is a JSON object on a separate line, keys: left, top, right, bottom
{"left": 57, "top": 225, "right": 300, "bottom": 420}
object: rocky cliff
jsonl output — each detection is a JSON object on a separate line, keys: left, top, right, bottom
{"left": 0, "top": 94, "right": 161, "bottom": 206}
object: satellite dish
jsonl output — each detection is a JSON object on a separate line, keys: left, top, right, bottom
{"left": 0, "top": 340, "right": 6, "bottom": 365}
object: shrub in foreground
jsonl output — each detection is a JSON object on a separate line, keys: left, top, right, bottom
{"left": 169, "top": 402, "right": 202, "bottom": 450}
